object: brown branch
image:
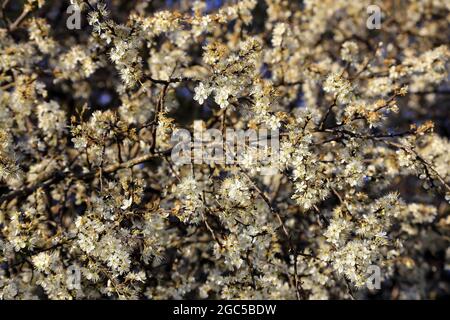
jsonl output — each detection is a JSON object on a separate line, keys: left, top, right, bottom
{"left": 382, "top": 140, "right": 450, "bottom": 193}
{"left": 237, "top": 165, "right": 306, "bottom": 300}
{"left": 9, "top": 6, "right": 30, "bottom": 31}
{"left": 0, "top": 149, "right": 172, "bottom": 206}
{"left": 321, "top": 128, "right": 450, "bottom": 194}
{"left": 319, "top": 98, "right": 337, "bottom": 131}
{"left": 150, "top": 83, "right": 169, "bottom": 153}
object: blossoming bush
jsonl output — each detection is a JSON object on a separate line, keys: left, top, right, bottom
{"left": 0, "top": 0, "right": 449, "bottom": 300}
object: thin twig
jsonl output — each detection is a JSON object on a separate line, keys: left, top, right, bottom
{"left": 237, "top": 164, "right": 305, "bottom": 300}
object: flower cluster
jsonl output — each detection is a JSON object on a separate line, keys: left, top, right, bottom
{"left": 0, "top": 0, "right": 449, "bottom": 300}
